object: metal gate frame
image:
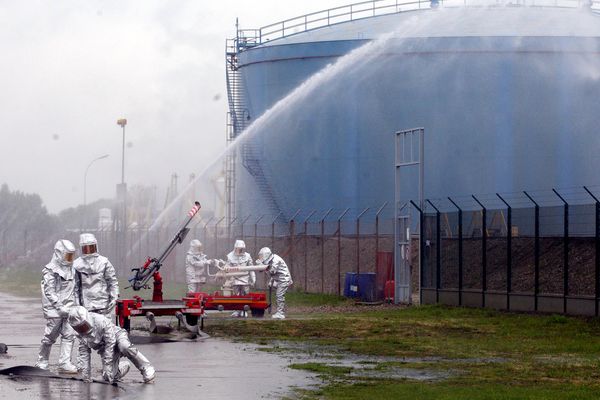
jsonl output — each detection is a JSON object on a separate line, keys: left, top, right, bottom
{"left": 395, "top": 127, "right": 424, "bottom": 304}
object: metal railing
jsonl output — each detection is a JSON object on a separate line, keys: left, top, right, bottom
{"left": 245, "top": 0, "right": 600, "bottom": 45}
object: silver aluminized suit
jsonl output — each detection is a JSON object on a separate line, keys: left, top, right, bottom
{"left": 226, "top": 250, "right": 255, "bottom": 295}
{"left": 74, "top": 234, "right": 119, "bottom": 371}
{"left": 265, "top": 254, "right": 293, "bottom": 318}
{"left": 185, "top": 251, "right": 209, "bottom": 293}
{"left": 68, "top": 307, "right": 155, "bottom": 383}
{"left": 36, "top": 240, "right": 79, "bottom": 371}
{"left": 73, "top": 254, "right": 119, "bottom": 315}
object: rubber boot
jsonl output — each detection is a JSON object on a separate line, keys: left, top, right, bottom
{"left": 35, "top": 343, "right": 52, "bottom": 369}
{"left": 271, "top": 312, "right": 286, "bottom": 319}
{"left": 125, "top": 346, "right": 156, "bottom": 383}
{"left": 58, "top": 339, "right": 78, "bottom": 374}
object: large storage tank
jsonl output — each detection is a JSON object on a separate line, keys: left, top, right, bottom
{"left": 227, "top": 1, "right": 600, "bottom": 219}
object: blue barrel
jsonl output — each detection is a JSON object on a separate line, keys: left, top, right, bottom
{"left": 356, "top": 273, "right": 377, "bottom": 302}
{"left": 343, "top": 272, "right": 359, "bottom": 298}
{"left": 344, "top": 272, "right": 377, "bottom": 301}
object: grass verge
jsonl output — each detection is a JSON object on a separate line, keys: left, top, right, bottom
{"left": 204, "top": 302, "right": 600, "bottom": 399}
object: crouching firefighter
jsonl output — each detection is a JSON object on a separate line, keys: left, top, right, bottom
{"left": 257, "top": 247, "right": 293, "bottom": 319}
{"left": 35, "top": 240, "right": 79, "bottom": 373}
{"left": 68, "top": 306, "right": 156, "bottom": 383}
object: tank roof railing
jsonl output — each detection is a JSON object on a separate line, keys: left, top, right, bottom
{"left": 244, "top": 0, "right": 600, "bottom": 45}
{"left": 258, "top": 0, "right": 435, "bottom": 43}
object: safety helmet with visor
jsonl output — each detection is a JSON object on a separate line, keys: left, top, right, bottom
{"left": 54, "top": 239, "right": 76, "bottom": 265}
{"left": 190, "top": 239, "right": 203, "bottom": 254}
{"left": 79, "top": 233, "right": 98, "bottom": 256}
{"left": 233, "top": 239, "right": 246, "bottom": 255}
{"left": 68, "top": 306, "right": 93, "bottom": 335}
{"left": 257, "top": 247, "right": 273, "bottom": 265}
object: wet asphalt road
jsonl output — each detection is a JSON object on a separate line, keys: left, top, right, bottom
{"left": 0, "top": 292, "right": 315, "bottom": 400}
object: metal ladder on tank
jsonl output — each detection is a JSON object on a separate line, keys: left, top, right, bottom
{"left": 225, "top": 26, "right": 283, "bottom": 221}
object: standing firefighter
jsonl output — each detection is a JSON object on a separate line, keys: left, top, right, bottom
{"left": 226, "top": 240, "right": 255, "bottom": 295}
{"left": 68, "top": 306, "right": 155, "bottom": 383}
{"left": 185, "top": 239, "right": 209, "bottom": 293}
{"left": 35, "top": 240, "right": 79, "bottom": 373}
{"left": 226, "top": 240, "right": 255, "bottom": 317}
{"left": 257, "top": 247, "right": 293, "bottom": 319}
{"left": 73, "top": 233, "right": 119, "bottom": 316}
{"left": 73, "top": 233, "right": 119, "bottom": 371}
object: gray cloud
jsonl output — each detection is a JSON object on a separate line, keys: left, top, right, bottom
{"left": 0, "top": 0, "right": 343, "bottom": 213}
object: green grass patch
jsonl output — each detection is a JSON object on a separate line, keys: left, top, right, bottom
{"left": 204, "top": 303, "right": 600, "bottom": 399}
{"left": 289, "top": 362, "right": 353, "bottom": 377}
{"left": 285, "top": 290, "right": 351, "bottom": 307}
{"left": 304, "top": 381, "right": 600, "bottom": 400}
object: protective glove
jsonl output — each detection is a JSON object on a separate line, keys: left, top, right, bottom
{"left": 57, "top": 306, "right": 69, "bottom": 318}
{"left": 268, "top": 279, "right": 274, "bottom": 288}
{"left": 83, "top": 377, "right": 92, "bottom": 383}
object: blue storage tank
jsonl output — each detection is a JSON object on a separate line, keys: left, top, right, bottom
{"left": 229, "top": 4, "right": 600, "bottom": 218}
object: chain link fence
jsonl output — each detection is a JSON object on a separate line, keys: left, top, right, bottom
{"left": 0, "top": 205, "right": 397, "bottom": 298}
{"left": 419, "top": 187, "right": 600, "bottom": 316}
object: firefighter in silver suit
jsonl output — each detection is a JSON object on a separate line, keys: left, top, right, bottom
{"left": 35, "top": 240, "right": 79, "bottom": 373}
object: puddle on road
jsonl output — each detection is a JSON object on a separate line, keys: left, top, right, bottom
{"left": 257, "top": 340, "right": 507, "bottom": 382}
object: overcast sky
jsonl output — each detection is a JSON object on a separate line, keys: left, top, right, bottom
{"left": 0, "top": 0, "right": 344, "bottom": 213}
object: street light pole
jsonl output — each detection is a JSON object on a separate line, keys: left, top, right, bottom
{"left": 116, "top": 118, "right": 128, "bottom": 270}
{"left": 83, "top": 154, "right": 109, "bottom": 229}
{"left": 117, "top": 118, "right": 127, "bottom": 184}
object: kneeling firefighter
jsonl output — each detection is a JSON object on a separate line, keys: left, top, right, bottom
{"left": 68, "top": 306, "right": 155, "bottom": 383}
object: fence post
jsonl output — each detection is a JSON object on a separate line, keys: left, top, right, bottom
{"left": 523, "top": 191, "right": 540, "bottom": 311}
{"left": 497, "top": 193, "right": 512, "bottom": 311}
{"left": 448, "top": 197, "right": 463, "bottom": 306}
{"left": 146, "top": 226, "right": 150, "bottom": 262}
{"left": 337, "top": 208, "right": 350, "bottom": 296}
{"left": 356, "top": 208, "right": 370, "bottom": 275}
{"left": 240, "top": 215, "right": 251, "bottom": 251}
{"left": 410, "top": 200, "right": 423, "bottom": 305}
{"left": 321, "top": 208, "right": 333, "bottom": 294}
{"left": 228, "top": 217, "right": 238, "bottom": 250}
{"left": 215, "top": 217, "right": 225, "bottom": 259}
{"left": 584, "top": 186, "right": 600, "bottom": 317}
{"left": 289, "top": 209, "right": 301, "bottom": 281}
{"left": 426, "top": 200, "right": 441, "bottom": 303}
{"left": 303, "top": 210, "right": 317, "bottom": 292}
{"left": 272, "top": 212, "right": 282, "bottom": 253}
{"left": 472, "top": 195, "right": 487, "bottom": 308}
{"left": 255, "top": 215, "right": 266, "bottom": 257}
{"left": 375, "top": 202, "right": 388, "bottom": 257}
{"left": 203, "top": 216, "right": 214, "bottom": 257}
{"left": 553, "top": 189, "right": 569, "bottom": 314}
{"left": 156, "top": 225, "right": 161, "bottom": 265}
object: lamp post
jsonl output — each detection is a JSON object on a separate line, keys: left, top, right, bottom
{"left": 116, "top": 118, "right": 127, "bottom": 269}
{"left": 117, "top": 118, "right": 127, "bottom": 184}
{"left": 83, "top": 154, "right": 109, "bottom": 229}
